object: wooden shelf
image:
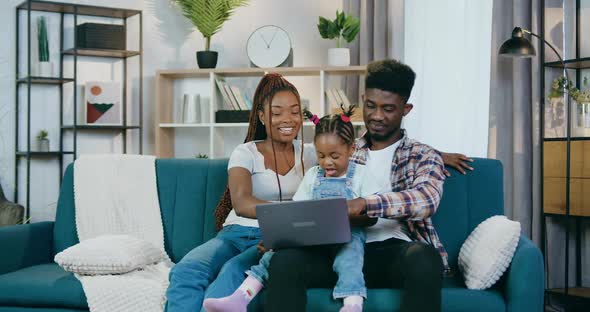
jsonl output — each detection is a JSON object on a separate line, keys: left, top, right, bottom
{"left": 62, "top": 48, "right": 140, "bottom": 58}
{"left": 159, "top": 123, "right": 212, "bottom": 128}
{"left": 62, "top": 125, "right": 140, "bottom": 130}
{"left": 157, "top": 66, "right": 367, "bottom": 79}
{"left": 159, "top": 121, "right": 365, "bottom": 128}
{"left": 546, "top": 287, "right": 590, "bottom": 299}
{"left": 155, "top": 66, "right": 367, "bottom": 158}
{"left": 17, "top": 77, "right": 74, "bottom": 84}
{"left": 17, "top": 0, "right": 140, "bottom": 18}
{"left": 545, "top": 57, "right": 590, "bottom": 69}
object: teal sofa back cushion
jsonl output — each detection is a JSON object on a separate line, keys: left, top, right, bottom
{"left": 432, "top": 158, "right": 503, "bottom": 269}
{"left": 52, "top": 159, "right": 228, "bottom": 263}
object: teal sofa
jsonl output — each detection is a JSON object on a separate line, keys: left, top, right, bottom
{"left": 0, "top": 158, "right": 544, "bottom": 312}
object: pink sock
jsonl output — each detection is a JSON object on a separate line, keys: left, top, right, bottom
{"left": 239, "top": 275, "right": 264, "bottom": 298}
{"left": 202, "top": 276, "right": 263, "bottom": 312}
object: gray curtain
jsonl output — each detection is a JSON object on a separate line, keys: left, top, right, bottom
{"left": 490, "top": 0, "right": 589, "bottom": 299}
{"left": 343, "top": 0, "right": 405, "bottom": 101}
{"left": 489, "top": 0, "right": 542, "bottom": 245}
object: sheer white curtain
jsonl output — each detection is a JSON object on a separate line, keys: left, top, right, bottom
{"left": 402, "top": 0, "right": 493, "bottom": 157}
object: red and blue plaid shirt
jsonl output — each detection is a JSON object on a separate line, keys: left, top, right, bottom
{"left": 351, "top": 130, "right": 450, "bottom": 272}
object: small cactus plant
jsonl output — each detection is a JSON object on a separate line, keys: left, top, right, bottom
{"left": 37, "top": 16, "right": 49, "bottom": 62}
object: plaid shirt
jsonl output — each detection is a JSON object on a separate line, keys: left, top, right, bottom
{"left": 351, "top": 130, "right": 450, "bottom": 272}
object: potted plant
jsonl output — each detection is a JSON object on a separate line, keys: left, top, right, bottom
{"left": 37, "top": 16, "right": 53, "bottom": 77}
{"left": 318, "top": 10, "right": 360, "bottom": 66}
{"left": 173, "top": 0, "right": 249, "bottom": 68}
{"left": 549, "top": 76, "right": 590, "bottom": 128}
{"left": 195, "top": 153, "right": 209, "bottom": 159}
{"left": 36, "top": 130, "right": 49, "bottom": 152}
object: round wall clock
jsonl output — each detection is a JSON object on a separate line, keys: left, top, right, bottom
{"left": 247, "top": 25, "right": 292, "bottom": 68}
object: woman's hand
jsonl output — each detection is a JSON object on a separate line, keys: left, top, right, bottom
{"left": 441, "top": 153, "right": 474, "bottom": 176}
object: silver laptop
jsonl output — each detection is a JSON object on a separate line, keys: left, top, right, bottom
{"left": 256, "top": 198, "right": 351, "bottom": 249}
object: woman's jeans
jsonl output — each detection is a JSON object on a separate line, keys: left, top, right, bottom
{"left": 165, "top": 225, "right": 261, "bottom": 312}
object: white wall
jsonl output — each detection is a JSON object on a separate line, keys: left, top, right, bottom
{"left": 403, "top": 0, "right": 493, "bottom": 157}
{"left": 0, "top": 0, "right": 342, "bottom": 221}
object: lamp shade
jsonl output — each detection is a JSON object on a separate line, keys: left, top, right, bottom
{"left": 499, "top": 27, "right": 536, "bottom": 58}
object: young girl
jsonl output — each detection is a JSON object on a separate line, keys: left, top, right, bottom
{"left": 203, "top": 106, "right": 386, "bottom": 312}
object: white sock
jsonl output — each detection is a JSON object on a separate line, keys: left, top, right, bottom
{"left": 343, "top": 295, "right": 364, "bottom": 306}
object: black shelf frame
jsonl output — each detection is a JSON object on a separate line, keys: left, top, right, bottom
{"left": 545, "top": 57, "right": 590, "bottom": 69}
{"left": 540, "top": 0, "right": 590, "bottom": 309}
{"left": 14, "top": 0, "right": 143, "bottom": 223}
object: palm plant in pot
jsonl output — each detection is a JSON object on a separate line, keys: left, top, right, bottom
{"left": 36, "top": 130, "right": 49, "bottom": 152}
{"left": 318, "top": 10, "right": 360, "bottom": 66}
{"left": 173, "top": 0, "right": 249, "bottom": 68}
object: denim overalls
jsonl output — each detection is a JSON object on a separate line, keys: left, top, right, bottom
{"left": 247, "top": 161, "right": 367, "bottom": 299}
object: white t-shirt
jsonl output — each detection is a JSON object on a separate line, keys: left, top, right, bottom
{"left": 222, "top": 140, "right": 316, "bottom": 228}
{"left": 363, "top": 140, "right": 412, "bottom": 243}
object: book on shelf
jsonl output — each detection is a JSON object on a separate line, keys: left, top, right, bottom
{"left": 230, "top": 86, "right": 249, "bottom": 110}
{"left": 325, "top": 88, "right": 353, "bottom": 109}
{"left": 325, "top": 88, "right": 339, "bottom": 108}
{"left": 223, "top": 84, "right": 241, "bottom": 110}
{"left": 336, "top": 89, "right": 352, "bottom": 108}
{"left": 215, "top": 77, "right": 236, "bottom": 110}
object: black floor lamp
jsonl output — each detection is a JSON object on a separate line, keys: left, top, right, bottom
{"left": 499, "top": 26, "right": 572, "bottom": 298}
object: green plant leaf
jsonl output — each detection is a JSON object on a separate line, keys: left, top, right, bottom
{"left": 318, "top": 17, "right": 337, "bottom": 39}
{"left": 342, "top": 18, "right": 360, "bottom": 43}
{"left": 317, "top": 10, "right": 360, "bottom": 45}
{"left": 173, "top": 0, "right": 249, "bottom": 50}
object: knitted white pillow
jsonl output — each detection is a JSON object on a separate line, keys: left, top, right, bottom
{"left": 458, "top": 215, "right": 521, "bottom": 290}
{"left": 54, "top": 234, "right": 166, "bottom": 275}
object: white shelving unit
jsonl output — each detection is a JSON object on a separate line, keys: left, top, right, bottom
{"left": 155, "top": 66, "right": 366, "bottom": 158}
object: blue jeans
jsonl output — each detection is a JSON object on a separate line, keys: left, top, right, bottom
{"left": 332, "top": 227, "right": 367, "bottom": 298}
{"left": 165, "top": 225, "right": 261, "bottom": 312}
{"left": 245, "top": 227, "right": 366, "bottom": 298}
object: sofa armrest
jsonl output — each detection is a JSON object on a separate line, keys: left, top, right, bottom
{"left": 0, "top": 222, "right": 54, "bottom": 275}
{"left": 504, "top": 235, "right": 544, "bottom": 312}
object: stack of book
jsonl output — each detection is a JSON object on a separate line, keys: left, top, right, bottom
{"left": 215, "top": 77, "right": 252, "bottom": 111}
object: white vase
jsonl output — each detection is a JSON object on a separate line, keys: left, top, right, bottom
{"left": 37, "top": 61, "right": 53, "bottom": 77}
{"left": 328, "top": 48, "right": 350, "bottom": 67}
{"left": 37, "top": 139, "right": 50, "bottom": 152}
{"left": 182, "top": 94, "right": 200, "bottom": 124}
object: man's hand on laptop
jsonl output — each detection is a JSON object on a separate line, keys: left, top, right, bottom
{"left": 347, "top": 198, "right": 367, "bottom": 216}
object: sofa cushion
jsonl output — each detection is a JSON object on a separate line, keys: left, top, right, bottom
{"left": 459, "top": 215, "right": 521, "bottom": 289}
{"left": 0, "top": 263, "right": 87, "bottom": 309}
{"left": 433, "top": 159, "right": 504, "bottom": 270}
{"left": 54, "top": 235, "right": 166, "bottom": 275}
{"left": 249, "top": 276, "right": 505, "bottom": 312}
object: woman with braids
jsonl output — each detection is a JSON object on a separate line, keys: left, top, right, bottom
{"left": 165, "top": 73, "right": 316, "bottom": 312}
{"left": 203, "top": 106, "right": 387, "bottom": 312}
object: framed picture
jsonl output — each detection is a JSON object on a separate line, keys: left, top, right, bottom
{"left": 84, "top": 81, "right": 122, "bottom": 125}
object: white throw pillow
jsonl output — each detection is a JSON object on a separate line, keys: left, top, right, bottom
{"left": 55, "top": 234, "right": 166, "bottom": 275}
{"left": 458, "top": 215, "right": 521, "bottom": 290}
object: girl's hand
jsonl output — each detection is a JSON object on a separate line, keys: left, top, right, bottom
{"left": 441, "top": 153, "right": 474, "bottom": 176}
{"left": 257, "top": 241, "right": 267, "bottom": 254}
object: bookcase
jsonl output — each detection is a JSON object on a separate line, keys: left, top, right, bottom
{"left": 155, "top": 66, "right": 367, "bottom": 159}
{"left": 14, "top": 0, "right": 143, "bottom": 222}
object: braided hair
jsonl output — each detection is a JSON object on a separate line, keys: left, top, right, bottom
{"left": 303, "top": 104, "right": 356, "bottom": 146}
{"left": 214, "top": 73, "right": 306, "bottom": 230}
